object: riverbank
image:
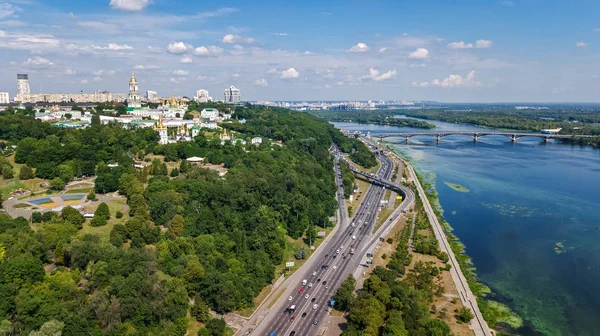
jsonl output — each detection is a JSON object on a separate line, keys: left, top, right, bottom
{"left": 382, "top": 142, "right": 523, "bottom": 335}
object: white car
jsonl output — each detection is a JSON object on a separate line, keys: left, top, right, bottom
{"left": 333, "top": 265, "right": 337, "bottom": 270}
{"left": 312, "top": 271, "right": 317, "bottom": 276}
{"left": 336, "top": 249, "right": 340, "bottom": 254}
{"left": 288, "top": 296, "right": 292, "bottom": 301}
{"left": 340, "top": 245, "right": 344, "bottom": 249}
{"left": 304, "top": 294, "right": 309, "bottom": 299}
{"left": 313, "top": 304, "right": 318, "bottom": 310}
{"left": 309, "top": 283, "right": 313, "bottom": 288}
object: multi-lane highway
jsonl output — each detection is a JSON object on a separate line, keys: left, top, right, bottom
{"left": 259, "top": 151, "right": 395, "bottom": 336}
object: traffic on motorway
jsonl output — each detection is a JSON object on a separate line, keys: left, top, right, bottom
{"left": 264, "top": 150, "right": 396, "bottom": 336}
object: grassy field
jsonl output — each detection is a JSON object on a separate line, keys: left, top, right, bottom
{"left": 79, "top": 198, "right": 129, "bottom": 242}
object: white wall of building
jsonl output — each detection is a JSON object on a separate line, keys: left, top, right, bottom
{"left": 0, "top": 92, "right": 9, "bottom": 104}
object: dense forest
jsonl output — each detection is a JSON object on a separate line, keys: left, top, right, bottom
{"left": 0, "top": 105, "right": 376, "bottom": 335}
{"left": 308, "top": 110, "right": 436, "bottom": 129}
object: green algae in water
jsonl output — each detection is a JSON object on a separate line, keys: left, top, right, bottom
{"left": 444, "top": 182, "right": 470, "bottom": 193}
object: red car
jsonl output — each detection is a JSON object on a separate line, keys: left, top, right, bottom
{"left": 298, "top": 288, "right": 304, "bottom": 294}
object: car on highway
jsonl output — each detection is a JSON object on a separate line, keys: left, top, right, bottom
{"left": 336, "top": 249, "right": 340, "bottom": 254}
{"left": 288, "top": 296, "right": 292, "bottom": 301}
{"left": 312, "top": 271, "right": 317, "bottom": 276}
{"left": 316, "top": 278, "right": 321, "bottom": 283}
{"left": 290, "top": 315, "right": 295, "bottom": 321}
{"left": 304, "top": 294, "right": 309, "bottom": 299}
{"left": 343, "top": 256, "right": 347, "bottom": 260}
{"left": 332, "top": 255, "right": 337, "bottom": 259}
{"left": 302, "top": 312, "right": 307, "bottom": 318}
{"left": 311, "top": 297, "right": 316, "bottom": 302}
{"left": 313, "top": 320, "right": 319, "bottom": 325}
{"left": 322, "top": 281, "right": 327, "bottom": 286}
{"left": 341, "top": 245, "right": 344, "bottom": 249}
{"left": 312, "top": 304, "right": 318, "bottom": 310}
{"left": 309, "top": 283, "right": 313, "bottom": 287}
{"left": 290, "top": 331, "right": 296, "bottom": 336}
{"left": 333, "top": 265, "right": 337, "bottom": 270}
{"left": 298, "top": 288, "right": 304, "bottom": 294}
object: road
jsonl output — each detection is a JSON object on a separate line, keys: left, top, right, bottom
{"left": 252, "top": 150, "right": 396, "bottom": 336}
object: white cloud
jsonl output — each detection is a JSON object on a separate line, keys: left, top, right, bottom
{"left": 167, "top": 42, "right": 190, "bottom": 54}
{"left": 475, "top": 39, "right": 493, "bottom": 48}
{"left": 93, "top": 70, "right": 104, "bottom": 76}
{"left": 77, "top": 21, "right": 119, "bottom": 33}
{"left": 109, "top": 0, "right": 150, "bottom": 11}
{"left": 447, "top": 41, "right": 473, "bottom": 49}
{"left": 409, "top": 63, "right": 427, "bottom": 68}
{"left": 409, "top": 48, "right": 429, "bottom": 59}
{"left": 271, "top": 33, "right": 289, "bottom": 36}
{"left": 23, "top": 56, "right": 55, "bottom": 67}
{"left": 80, "top": 79, "right": 88, "bottom": 84}
{"left": 349, "top": 42, "right": 369, "bottom": 53}
{"left": 232, "top": 73, "right": 240, "bottom": 78}
{"left": 416, "top": 70, "right": 481, "bottom": 88}
{"left": 180, "top": 56, "right": 193, "bottom": 63}
{"left": 222, "top": 34, "right": 255, "bottom": 44}
{"left": 254, "top": 78, "right": 268, "bottom": 87}
{"left": 65, "top": 68, "right": 76, "bottom": 75}
{"left": 0, "top": 3, "right": 21, "bottom": 20}
{"left": 196, "top": 75, "right": 216, "bottom": 81}
{"left": 93, "top": 77, "right": 102, "bottom": 82}
{"left": 281, "top": 68, "right": 299, "bottom": 79}
{"left": 0, "top": 30, "right": 5, "bottom": 37}
{"left": 92, "top": 43, "right": 133, "bottom": 50}
{"left": 379, "top": 48, "right": 387, "bottom": 53}
{"left": 169, "top": 77, "right": 179, "bottom": 83}
{"left": 361, "top": 68, "right": 397, "bottom": 81}
{"left": 193, "top": 45, "right": 224, "bottom": 57}
{"left": 172, "top": 70, "right": 189, "bottom": 76}
{"left": 266, "top": 68, "right": 278, "bottom": 74}
{"left": 133, "top": 64, "right": 159, "bottom": 70}
{"left": 576, "top": 41, "right": 588, "bottom": 47}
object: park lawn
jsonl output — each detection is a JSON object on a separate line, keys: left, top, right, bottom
{"left": 79, "top": 198, "right": 129, "bottom": 241}
{"left": 66, "top": 188, "right": 92, "bottom": 194}
{"left": 374, "top": 207, "right": 394, "bottom": 232}
{"left": 145, "top": 154, "right": 180, "bottom": 171}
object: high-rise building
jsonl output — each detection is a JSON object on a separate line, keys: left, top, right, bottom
{"left": 0, "top": 92, "right": 9, "bottom": 104}
{"left": 224, "top": 86, "right": 241, "bottom": 104}
{"left": 195, "top": 89, "right": 212, "bottom": 103}
{"left": 146, "top": 90, "right": 158, "bottom": 102}
{"left": 127, "top": 73, "right": 141, "bottom": 108}
{"left": 16, "top": 74, "right": 30, "bottom": 103}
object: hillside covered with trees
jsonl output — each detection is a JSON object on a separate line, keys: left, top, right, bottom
{"left": 0, "top": 105, "right": 376, "bottom": 335}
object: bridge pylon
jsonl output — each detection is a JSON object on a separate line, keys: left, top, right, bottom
{"left": 510, "top": 134, "right": 517, "bottom": 142}
{"left": 436, "top": 135, "right": 441, "bottom": 143}
{"left": 473, "top": 134, "right": 479, "bottom": 142}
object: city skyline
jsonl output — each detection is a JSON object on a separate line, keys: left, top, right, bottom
{"left": 0, "top": 0, "right": 598, "bottom": 102}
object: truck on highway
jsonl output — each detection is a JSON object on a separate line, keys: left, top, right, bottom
{"left": 288, "top": 305, "right": 296, "bottom": 314}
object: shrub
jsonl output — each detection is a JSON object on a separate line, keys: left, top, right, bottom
{"left": 90, "top": 215, "right": 107, "bottom": 227}
{"left": 386, "top": 237, "right": 393, "bottom": 244}
{"left": 31, "top": 212, "right": 42, "bottom": 223}
{"left": 115, "top": 211, "right": 123, "bottom": 219}
{"left": 87, "top": 190, "right": 97, "bottom": 201}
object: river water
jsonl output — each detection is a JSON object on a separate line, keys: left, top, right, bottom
{"left": 333, "top": 120, "right": 600, "bottom": 336}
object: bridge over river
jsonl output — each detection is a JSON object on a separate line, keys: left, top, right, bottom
{"left": 365, "top": 131, "right": 594, "bottom": 143}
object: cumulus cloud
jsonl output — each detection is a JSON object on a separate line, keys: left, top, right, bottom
{"left": 409, "top": 48, "right": 429, "bottom": 59}
{"left": 180, "top": 56, "right": 193, "bottom": 63}
{"left": 93, "top": 77, "right": 102, "bottom": 82}
{"left": 172, "top": 70, "right": 189, "bottom": 76}
{"left": 23, "top": 56, "right": 55, "bottom": 67}
{"left": 281, "top": 68, "right": 299, "bottom": 79}
{"left": 196, "top": 75, "right": 216, "bottom": 81}
{"left": 93, "top": 70, "right": 104, "bottom": 76}
{"left": 65, "top": 69, "right": 76, "bottom": 75}
{"left": 414, "top": 70, "right": 481, "bottom": 88}
{"left": 447, "top": 40, "right": 493, "bottom": 49}
{"left": 109, "top": 0, "right": 150, "bottom": 11}
{"left": 379, "top": 47, "right": 388, "bottom": 53}
{"left": 0, "top": 3, "right": 21, "bottom": 20}
{"left": 80, "top": 79, "right": 88, "bottom": 84}
{"left": 349, "top": 42, "right": 369, "bottom": 53}
{"left": 167, "top": 42, "right": 190, "bottom": 54}
{"left": 193, "top": 45, "right": 224, "bottom": 57}
{"left": 92, "top": 43, "right": 133, "bottom": 50}
{"left": 475, "top": 39, "right": 493, "bottom": 48}
{"left": 222, "top": 34, "right": 255, "bottom": 44}
{"left": 133, "top": 64, "right": 159, "bottom": 70}
{"left": 266, "top": 68, "right": 278, "bottom": 74}
{"left": 447, "top": 41, "right": 473, "bottom": 49}
{"left": 576, "top": 41, "right": 588, "bottom": 47}
{"left": 254, "top": 78, "right": 268, "bottom": 87}
{"left": 361, "top": 68, "right": 397, "bottom": 81}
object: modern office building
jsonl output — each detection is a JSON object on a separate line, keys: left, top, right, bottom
{"left": 16, "top": 74, "right": 30, "bottom": 103}
{"left": 224, "top": 85, "right": 241, "bottom": 104}
{"left": 195, "top": 89, "right": 212, "bottom": 103}
{"left": 146, "top": 90, "right": 158, "bottom": 103}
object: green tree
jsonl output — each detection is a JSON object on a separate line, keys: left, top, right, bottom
{"left": 61, "top": 206, "right": 85, "bottom": 228}
{"left": 425, "top": 319, "right": 451, "bottom": 336}
{"left": 169, "top": 214, "right": 185, "bottom": 237}
{"left": 191, "top": 295, "right": 211, "bottom": 322}
{"left": 95, "top": 202, "right": 110, "bottom": 219}
{"left": 19, "top": 165, "right": 35, "bottom": 180}
{"left": 29, "top": 319, "right": 65, "bottom": 336}
{"left": 50, "top": 177, "right": 65, "bottom": 191}
{"left": 87, "top": 190, "right": 97, "bottom": 201}
{"left": 170, "top": 168, "right": 179, "bottom": 177}
{"left": 0, "top": 255, "right": 44, "bottom": 287}
{"left": 1, "top": 166, "right": 13, "bottom": 179}
{"left": 456, "top": 306, "right": 475, "bottom": 323}
{"left": 333, "top": 275, "right": 356, "bottom": 311}
{"left": 205, "top": 318, "right": 227, "bottom": 336}
{"left": 90, "top": 215, "right": 107, "bottom": 227}
{"left": 31, "top": 212, "right": 42, "bottom": 223}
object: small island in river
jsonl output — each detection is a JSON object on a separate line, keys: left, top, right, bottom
{"left": 444, "top": 182, "right": 470, "bottom": 193}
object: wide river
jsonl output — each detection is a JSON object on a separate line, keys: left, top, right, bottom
{"left": 333, "top": 119, "right": 600, "bottom": 336}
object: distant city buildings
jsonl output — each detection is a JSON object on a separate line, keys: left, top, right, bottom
{"left": 146, "top": 90, "right": 158, "bottom": 103}
{"left": 224, "top": 86, "right": 241, "bottom": 104}
{"left": 16, "top": 74, "right": 30, "bottom": 103}
{"left": 127, "top": 73, "right": 142, "bottom": 108}
{"left": 195, "top": 89, "right": 212, "bottom": 103}
{"left": 0, "top": 92, "right": 9, "bottom": 104}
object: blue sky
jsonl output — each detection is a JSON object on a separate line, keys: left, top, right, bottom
{"left": 0, "top": 0, "right": 598, "bottom": 102}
